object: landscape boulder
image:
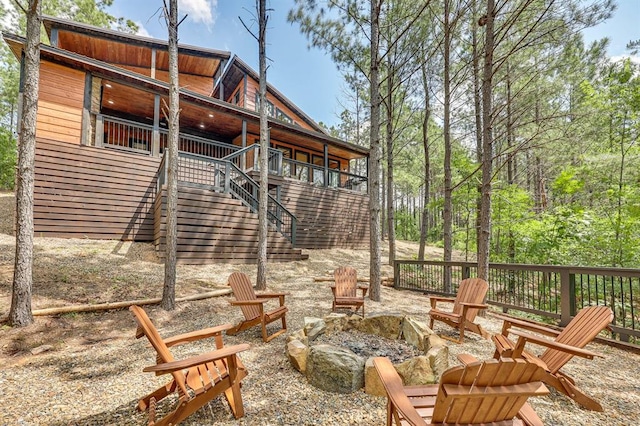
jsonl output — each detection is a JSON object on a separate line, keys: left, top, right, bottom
{"left": 306, "top": 344, "right": 365, "bottom": 393}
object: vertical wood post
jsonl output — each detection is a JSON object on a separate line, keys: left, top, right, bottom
{"left": 81, "top": 73, "right": 92, "bottom": 145}
{"left": 95, "top": 115, "right": 104, "bottom": 147}
{"left": 151, "top": 48, "right": 156, "bottom": 79}
{"left": 560, "top": 269, "right": 575, "bottom": 326}
{"left": 323, "top": 143, "right": 329, "bottom": 187}
{"left": 152, "top": 95, "right": 160, "bottom": 156}
{"left": 241, "top": 120, "right": 247, "bottom": 170}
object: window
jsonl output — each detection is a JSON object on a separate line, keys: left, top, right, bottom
{"left": 312, "top": 155, "right": 324, "bottom": 185}
{"left": 232, "top": 90, "right": 240, "bottom": 105}
{"left": 274, "top": 145, "right": 292, "bottom": 177}
{"left": 295, "top": 151, "right": 309, "bottom": 182}
{"left": 255, "top": 93, "right": 274, "bottom": 117}
{"left": 276, "top": 108, "right": 293, "bottom": 124}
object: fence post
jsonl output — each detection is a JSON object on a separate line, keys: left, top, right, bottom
{"left": 224, "top": 162, "right": 230, "bottom": 194}
{"left": 560, "top": 270, "right": 575, "bottom": 326}
{"left": 462, "top": 266, "right": 470, "bottom": 280}
{"left": 394, "top": 261, "right": 399, "bottom": 288}
{"left": 291, "top": 219, "right": 296, "bottom": 247}
{"left": 95, "top": 114, "right": 104, "bottom": 147}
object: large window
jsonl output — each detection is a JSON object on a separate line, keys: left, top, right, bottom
{"left": 276, "top": 107, "right": 293, "bottom": 124}
{"left": 255, "top": 93, "right": 275, "bottom": 117}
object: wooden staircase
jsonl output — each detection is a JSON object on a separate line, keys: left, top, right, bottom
{"left": 154, "top": 185, "right": 307, "bottom": 264}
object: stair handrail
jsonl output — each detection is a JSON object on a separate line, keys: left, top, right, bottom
{"left": 221, "top": 143, "right": 282, "bottom": 175}
{"left": 158, "top": 151, "right": 296, "bottom": 245}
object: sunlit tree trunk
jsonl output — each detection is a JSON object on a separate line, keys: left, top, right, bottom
{"left": 369, "top": 0, "right": 382, "bottom": 302}
{"left": 10, "top": 0, "right": 41, "bottom": 327}
{"left": 162, "top": 0, "right": 179, "bottom": 310}
{"left": 256, "top": 0, "right": 269, "bottom": 290}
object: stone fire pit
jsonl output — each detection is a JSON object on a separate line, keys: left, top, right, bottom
{"left": 286, "top": 313, "right": 449, "bottom": 395}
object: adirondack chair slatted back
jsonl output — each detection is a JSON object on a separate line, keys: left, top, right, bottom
{"left": 229, "top": 272, "right": 261, "bottom": 321}
{"left": 451, "top": 278, "right": 489, "bottom": 322}
{"left": 130, "top": 305, "right": 190, "bottom": 397}
{"left": 431, "top": 359, "right": 547, "bottom": 424}
{"left": 334, "top": 266, "right": 358, "bottom": 298}
{"left": 541, "top": 305, "right": 613, "bottom": 374}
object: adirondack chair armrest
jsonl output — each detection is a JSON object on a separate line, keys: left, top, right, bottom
{"left": 163, "top": 324, "right": 233, "bottom": 347}
{"left": 494, "top": 314, "right": 561, "bottom": 338}
{"left": 230, "top": 299, "right": 267, "bottom": 306}
{"left": 357, "top": 285, "right": 368, "bottom": 297}
{"left": 256, "top": 292, "right": 288, "bottom": 298}
{"left": 509, "top": 329, "right": 602, "bottom": 359}
{"left": 143, "top": 343, "right": 251, "bottom": 375}
{"left": 429, "top": 295, "right": 456, "bottom": 309}
{"left": 459, "top": 302, "right": 488, "bottom": 310}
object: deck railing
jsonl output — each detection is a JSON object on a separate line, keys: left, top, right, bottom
{"left": 96, "top": 114, "right": 239, "bottom": 159}
{"left": 394, "top": 260, "right": 640, "bottom": 345}
{"left": 221, "top": 143, "right": 283, "bottom": 176}
{"left": 282, "top": 158, "right": 368, "bottom": 192}
{"left": 157, "top": 152, "right": 296, "bottom": 245}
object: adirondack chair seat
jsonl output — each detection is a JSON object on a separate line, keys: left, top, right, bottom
{"left": 374, "top": 355, "right": 549, "bottom": 426}
{"left": 492, "top": 306, "right": 613, "bottom": 411}
{"left": 428, "top": 278, "right": 490, "bottom": 343}
{"left": 227, "top": 272, "right": 289, "bottom": 342}
{"left": 130, "top": 305, "right": 249, "bottom": 425}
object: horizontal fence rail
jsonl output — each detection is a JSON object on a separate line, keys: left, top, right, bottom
{"left": 394, "top": 260, "right": 640, "bottom": 345}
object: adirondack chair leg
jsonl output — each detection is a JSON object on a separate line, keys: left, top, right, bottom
{"left": 224, "top": 383, "right": 245, "bottom": 419}
{"left": 543, "top": 371, "right": 604, "bottom": 411}
{"left": 385, "top": 399, "right": 393, "bottom": 426}
{"left": 138, "top": 381, "right": 177, "bottom": 411}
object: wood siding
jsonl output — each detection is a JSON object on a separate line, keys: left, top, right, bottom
{"left": 36, "top": 61, "right": 84, "bottom": 143}
{"left": 279, "top": 180, "right": 370, "bottom": 249}
{"left": 154, "top": 185, "right": 306, "bottom": 264}
{"left": 242, "top": 77, "right": 315, "bottom": 131}
{"left": 34, "top": 139, "right": 159, "bottom": 240}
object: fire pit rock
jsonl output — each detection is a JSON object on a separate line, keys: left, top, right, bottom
{"left": 286, "top": 313, "right": 449, "bottom": 395}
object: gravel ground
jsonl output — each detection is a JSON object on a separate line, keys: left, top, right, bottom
{"left": 0, "top": 193, "right": 639, "bottom": 425}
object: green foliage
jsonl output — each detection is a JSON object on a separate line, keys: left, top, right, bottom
{"left": 0, "top": 127, "right": 16, "bottom": 189}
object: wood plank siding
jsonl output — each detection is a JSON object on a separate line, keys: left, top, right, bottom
{"left": 279, "top": 180, "right": 369, "bottom": 249}
{"left": 154, "top": 185, "right": 306, "bottom": 264}
{"left": 36, "top": 61, "right": 84, "bottom": 143}
{"left": 34, "top": 139, "right": 159, "bottom": 240}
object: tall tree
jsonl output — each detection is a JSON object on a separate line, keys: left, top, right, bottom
{"left": 477, "top": 0, "right": 495, "bottom": 280}
{"left": 369, "top": 0, "right": 382, "bottom": 301}
{"left": 161, "top": 0, "right": 180, "bottom": 310}
{"left": 9, "top": 0, "right": 41, "bottom": 327}
{"left": 256, "top": 0, "right": 269, "bottom": 290}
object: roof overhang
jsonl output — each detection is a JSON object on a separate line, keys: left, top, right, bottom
{"left": 2, "top": 32, "right": 369, "bottom": 160}
{"left": 42, "top": 16, "right": 231, "bottom": 79}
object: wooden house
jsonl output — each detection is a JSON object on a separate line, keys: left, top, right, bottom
{"left": 2, "top": 17, "right": 370, "bottom": 264}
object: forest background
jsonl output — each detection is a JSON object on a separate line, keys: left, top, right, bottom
{"left": 0, "top": 0, "right": 638, "bottom": 269}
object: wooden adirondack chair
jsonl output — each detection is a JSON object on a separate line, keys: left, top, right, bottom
{"left": 492, "top": 305, "right": 613, "bottom": 412}
{"left": 330, "top": 266, "right": 368, "bottom": 317}
{"left": 374, "top": 356, "right": 549, "bottom": 426}
{"left": 428, "top": 277, "right": 490, "bottom": 343}
{"left": 130, "top": 305, "right": 249, "bottom": 426}
{"left": 226, "top": 272, "right": 288, "bottom": 342}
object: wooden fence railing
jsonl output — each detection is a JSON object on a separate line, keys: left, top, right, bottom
{"left": 394, "top": 260, "right": 640, "bottom": 344}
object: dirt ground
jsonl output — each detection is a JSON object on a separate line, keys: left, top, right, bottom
{"left": 0, "top": 192, "right": 446, "bottom": 365}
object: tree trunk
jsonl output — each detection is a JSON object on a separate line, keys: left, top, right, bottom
{"left": 256, "top": 0, "right": 269, "bottom": 290}
{"left": 478, "top": 0, "right": 495, "bottom": 281}
{"left": 10, "top": 0, "right": 41, "bottom": 327}
{"left": 368, "top": 0, "right": 382, "bottom": 302}
{"left": 417, "top": 52, "right": 431, "bottom": 261}
{"left": 442, "top": 0, "right": 453, "bottom": 292}
{"left": 386, "top": 59, "right": 395, "bottom": 266}
{"left": 162, "top": 0, "right": 179, "bottom": 310}
{"left": 472, "top": 0, "right": 483, "bottom": 254}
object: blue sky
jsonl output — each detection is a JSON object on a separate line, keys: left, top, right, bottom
{"left": 106, "top": 0, "right": 640, "bottom": 129}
